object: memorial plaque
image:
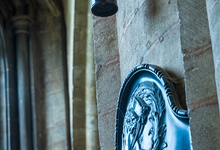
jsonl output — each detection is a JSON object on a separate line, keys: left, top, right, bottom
{"left": 115, "top": 64, "right": 192, "bottom": 150}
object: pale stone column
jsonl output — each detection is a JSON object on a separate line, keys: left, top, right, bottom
{"left": 63, "top": 0, "right": 75, "bottom": 148}
{"left": 85, "top": 10, "right": 100, "bottom": 150}
{"left": 72, "top": 0, "right": 87, "bottom": 148}
{"left": 93, "top": 15, "right": 121, "bottom": 149}
{"left": 206, "top": 0, "right": 220, "bottom": 111}
{"left": 11, "top": 15, "right": 32, "bottom": 150}
{"left": 178, "top": 1, "right": 220, "bottom": 149}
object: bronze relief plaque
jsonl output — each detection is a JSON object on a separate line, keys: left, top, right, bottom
{"left": 115, "top": 64, "right": 192, "bottom": 150}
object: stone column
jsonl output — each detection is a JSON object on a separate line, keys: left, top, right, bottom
{"left": 11, "top": 15, "right": 32, "bottom": 150}
{"left": 85, "top": 10, "right": 100, "bottom": 150}
{"left": 93, "top": 15, "right": 121, "bottom": 149}
{"left": 72, "top": 0, "right": 88, "bottom": 149}
{"left": 206, "top": 0, "right": 220, "bottom": 111}
{"left": 178, "top": 1, "right": 220, "bottom": 149}
{"left": 0, "top": 22, "right": 7, "bottom": 150}
{"left": 0, "top": 16, "right": 20, "bottom": 150}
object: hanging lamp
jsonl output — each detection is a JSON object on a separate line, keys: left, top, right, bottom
{"left": 90, "top": 0, "right": 118, "bottom": 17}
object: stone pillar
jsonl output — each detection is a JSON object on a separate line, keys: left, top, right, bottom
{"left": 206, "top": 0, "right": 220, "bottom": 111}
{"left": 177, "top": 0, "right": 220, "bottom": 149}
{"left": 0, "top": 21, "right": 7, "bottom": 150}
{"left": 85, "top": 10, "right": 100, "bottom": 150}
{"left": 0, "top": 16, "right": 20, "bottom": 150}
{"left": 11, "top": 15, "right": 32, "bottom": 150}
{"left": 93, "top": 15, "right": 121, "bottom": 149}
{"left": 63, "top": 0, "right": 75, "bottom": 147}
{"left": 72, "top": 0, "right": 88, "bottom": 148}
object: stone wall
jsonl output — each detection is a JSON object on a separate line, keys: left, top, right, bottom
{"left": 116, "top": 0, "right": 186, "bottom": 107}
{"left": 33, "top": 13, "right": 70, "bottom": 150}
{"left": 93, "top": 0, "right": 220, "bottom": 149}
{"left": 206, "top": 0, "right": 220, "bottom": 111}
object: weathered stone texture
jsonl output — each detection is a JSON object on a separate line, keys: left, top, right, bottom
{"left": 93, "top": 15, "right": 121, "bottom": 149}
{"left": 178, "top": 0, "right": 211, "bottom": 53}
{"left": 116, "top": 0, "right": 187, "bottom": 109}
{"left": 183, "top": 45, "right": 216, "bottom": 105}
{"left": 34, "top": 14, "right": 69, "bottom": 150}
{"left": 117, "top": 0, "right": 184, "bottom": 82}
{"left": 98, "top": 109, "right": 116, "bottom": 150}
{"left": 93, "top": 0, "right": 220, "bottom": 150}
{"left": 206, "top": 0, "right": 220, "bottom": 110}
{"left": 72, "top": 1, "right": 88, "bottom": 149}
{"left": 86, "top": 10, "right": 100, "bottom": 150}
{"left": 190, "top": 105, "right": 220, "bottom": 150}
{"left": 178, "top": 0, "right": 220, "bottom": 149}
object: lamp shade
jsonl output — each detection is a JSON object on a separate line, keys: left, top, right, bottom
{"left": 90, "top": 0, "right": 118, "bottom": 17}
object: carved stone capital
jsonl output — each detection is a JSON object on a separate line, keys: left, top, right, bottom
{"left": 11, "top": 15, "right": 32, "bottom": 34}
